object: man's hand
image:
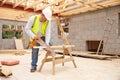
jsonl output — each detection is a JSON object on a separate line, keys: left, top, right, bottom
{"left": 34, "top": 36, "right": 41, "bottom": 41}
{"left": 29, "top": 36, "right": 41, "bottom": 47}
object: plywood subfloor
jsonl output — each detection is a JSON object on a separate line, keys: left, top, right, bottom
{"left": 0, "top": 51, "right": 120, "bottom": 80}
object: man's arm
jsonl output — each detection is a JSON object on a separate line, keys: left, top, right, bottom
{"left": 45, "top": 20, "right": 51, "bottom": 45}
{"left": 25, "top": 16, "right": 36, "bottom": 39}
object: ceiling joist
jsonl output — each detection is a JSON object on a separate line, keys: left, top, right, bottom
{"left": 0, "top": 0, "right": 119, "bottom": 18}
{"left": 1, "top": 0, "right": 7, "bottom": 6}
{"left": 13, "top": 0, "right": 27, "bottom": 8}
{"left": 60, "top": 0, "right": 120, "bottom": 16}
{"left": 24, "top": 0, "right": 43, "bottom": 10}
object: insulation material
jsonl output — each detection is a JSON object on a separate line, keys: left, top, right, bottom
{"left": 1, "top": 59, "right": 19, "bottom": 66}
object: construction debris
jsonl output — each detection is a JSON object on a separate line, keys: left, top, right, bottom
{"left": 1, "top": 59, "right": 19, "bottom": 66}
{"left": 0, "top": 66, "right": 12, "bottom": 77}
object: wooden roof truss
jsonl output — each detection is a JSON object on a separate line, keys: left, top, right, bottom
{"left": 0, "top": 0, "right": 120, "bottom": 16}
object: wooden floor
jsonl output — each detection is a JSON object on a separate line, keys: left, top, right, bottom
{"left": 0, "top": 50, "right": 120, "bottom": 80}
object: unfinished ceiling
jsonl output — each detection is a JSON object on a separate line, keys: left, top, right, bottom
{"left": 0, "top": 0, "right": 120, "bottom": 21}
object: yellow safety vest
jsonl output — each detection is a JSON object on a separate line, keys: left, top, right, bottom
{"left": 32, "top": 15, "right": 48, "bottom": 36}
{"left": 30, "top": 15, "right": 48, "bottom": 41}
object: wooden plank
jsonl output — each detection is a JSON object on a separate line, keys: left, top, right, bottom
{"left": 55, "top": 58, "right": 74, "bottom": 64}
{"left": 0, "top": 66, "right": 12, "bottom": 77}
{"left": 59, "top": 6, "right": 94, "bottom": 16}
{"left": 0, "top": 0, "right": 119, "bottom": 17}
{"left": 34, "top": 4, "right": 47, "bottom": 11}
{"left": 0, "top": 49, "right": 31, "bottom": 55}
{"left": 0, "top": 7, "right": 35, "bottom": 21}
{"left": 44, "top": 56, "right": 64, "bottom": 62}
{"left": 57, "top": 1, "right": 75, "bottom": 9}
{"left": 98, "top": 0, "right": 120, "bottom": 7}
{"left": 34, "top": 45, "right": 75, "bottom": 49}
{"left": 54, "top": 4, "right": 81, "bottom": 14}
{"left": 14, "top": 39, "right": 24, "bottom": 50}
{"left": 56, "top": 0, "right": 100, "bottom": 13}
{"left": 98, "top": 0, "right": 120, "bottom": 5}
{"left": 0, "top": 49, "right": 30, "bottom": 52}
{"left": 24, "top": 0, "right": 43, "bottom": 10}
{"left": 1, "top": 0, "right": 7, "bottom": 6}
{"left": 13, "top": 0, "right": 26, "bottom": 8}
{"left": 59, "top": 0, "right": 120, "bottom": 16}
{"left": 35, "top": 0, "right": 64, "bottom": 11}
{"left": 71, "top": 51, "right": 115, "bottom": 60}
{"left": 56, "top": 18, "right": 71, "bottom": 46}
{"left": 103, "top": 51, "right": 120, "bottom": 55}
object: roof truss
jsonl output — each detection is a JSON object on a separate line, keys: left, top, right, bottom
{"left": 0, "top": 0, "right": 120, "bottom": 17}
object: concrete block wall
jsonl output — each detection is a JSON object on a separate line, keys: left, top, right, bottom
{"left": 68, "top": 6, "right": 120, "bottom": 55}
{"left": 0, "top": 23, "right": 2, "bottom": 49}
{"left": 0, "top": 19, "right": 29, "bottom": 49}
{"left": 0, "top": 5, "right": 119, "bottom": 55}
{"left": 50, "top": 19, "right": 65, "bottom": 45}
{"left": 0, "top": 18, "right": 66, "bottom": 49}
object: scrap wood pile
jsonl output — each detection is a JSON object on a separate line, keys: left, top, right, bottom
{"left": 0, "top": 66, "right": 12, "bottom": 77}
{"left": 0, "top": 59, "right": 19, "bottom": 78}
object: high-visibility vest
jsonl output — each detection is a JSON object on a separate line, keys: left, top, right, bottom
{"left": 31, "top": 15, "right": 48, "bottom": 41}
{"left": 32, "top": 15, "right": 48, "bottom": 36}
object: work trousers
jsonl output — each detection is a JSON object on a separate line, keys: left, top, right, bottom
{"left": 31, "top": 36, "right": 45, "bottom": 69}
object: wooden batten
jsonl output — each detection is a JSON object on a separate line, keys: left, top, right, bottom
{"left": 24, "top": 1, "right": 43, "bottom": 10}
{"left": 0, "top": 0, "right": 119, "bottom": 17}
{"left": 0, "top": 0, "right": 7, "bottom": 6}
{"left": 44, "top": 56, "right": 64, "bottom": 62}
{"left": 0, "top": 7, "right": 36, "bottom": 21}
{"left": 59, "top": 0, "right": 120, "bottom": 16}
{"left": 13, "top": 0, "right": 26, "bottom": 8}
{"left": 34, "top": 45, "right": 75, "bottom": 49}
{"left": 55, "top": 58, "right": 74, "bottom": 64}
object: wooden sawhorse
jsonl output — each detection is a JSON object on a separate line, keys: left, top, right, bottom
{"left": 34, "top": 45, "right": 77, "bottom": 75}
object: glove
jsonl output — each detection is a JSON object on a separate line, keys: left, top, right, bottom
{"left": 34, "top": 36, "right": 41, "bottom": 41}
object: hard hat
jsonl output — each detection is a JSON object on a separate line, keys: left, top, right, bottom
{"left": 42, "top": 6, "right": 52, "bottom": 20}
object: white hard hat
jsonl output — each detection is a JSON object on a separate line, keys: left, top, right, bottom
{"left": 42, "top": 6, "right": 52, "bottom": 20}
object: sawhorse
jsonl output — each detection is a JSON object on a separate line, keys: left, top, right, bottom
{"left": 34, "top": 45, "right": 77, "bottom": 75}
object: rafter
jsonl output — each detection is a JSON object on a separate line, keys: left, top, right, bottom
{"left": 57, "top": 1, "right": 75, "bottom": 9}
{"left": 60, "top": 6, "right": 94, "bottom": 16}
{"left": 55, "top": 0, "right": 102, "bottom": 14}
{"left": 0, "top": 0, "right": 119, "bottom": 18}
{"left": 0, "top": 7, "right": 35, "bottom": 21}
{"left": 34, "top": 4, "right": 47, "bottom": 11}
{"left": 13, "top": 0, "right": 27, "bottom": 8}
{"left": 59, "top": 0, "right": 120, "bottom": 16}
{"left": 54, "top": 4, "right": 81, "bottom": 14}
{"left": 1, "top": 0, "right": 7, "bottom": 6}
{"left": 34, "top": 0, "right": 64, "bottom": 11}
{"left": 24, "top": 0, "right": 43, "bottom": 10}
{"left": 97, "top": 0, "right": 120, "bottom": 6}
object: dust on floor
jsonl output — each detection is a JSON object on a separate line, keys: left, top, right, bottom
{"left": 0, "top": 52, "right": 120, "bottom": 80}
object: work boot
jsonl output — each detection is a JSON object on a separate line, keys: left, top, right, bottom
{"left": 30, "top": 68, "right": 36, "bottom": 72}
